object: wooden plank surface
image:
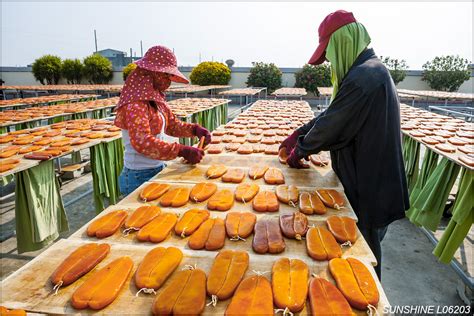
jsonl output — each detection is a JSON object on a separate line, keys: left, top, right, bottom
{"left": 0, "top": 105, "right": 116, "bottom": 128}
{"left": 119, "top": 180, "right": 353, "bottom": 219}
{"left": 0, "top": 134, "right": 120, "bottom": 177}
{"left": 156, "top": 158, "right": 341, "bottom": 189}
{"left": 402, "top": 131, "right": 473, "bottom": 170}
{"left": 0, "top": 238, "right": 388, "bottom": 315}
{"left": 68, "top": 201, "right": 374, "bottom": 264}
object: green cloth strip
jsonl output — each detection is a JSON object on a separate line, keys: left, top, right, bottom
{"left": 402, "top": 135, "right": 420, "bottom": 191}
{"left": 90, "top": 139, "right": 124, "bottom": 213}
{"left": 1, "top": 174, "right": 14, "bottom": 186}
{"left": 73, "top": 112, "right": 88, "bottom": 120}
{"left": 407, "top": 158, "right": 461, "bottom": 231}
{"left": 178, "top": 103, "right": 228, "bottom": 145}
{"left": 92, "top": 109, "right": 107, "bottom": 119}
{"left": 408, "top": 149, "right": 439, "bottom": 205}
{"left": 15, "top": 160, "right": 68, "bottom": 253}
{"left": 15, "top": 121, "right": 39, "bottom": 130}
{"left": 433, "top": 169, "right": 473, "bottom": 264}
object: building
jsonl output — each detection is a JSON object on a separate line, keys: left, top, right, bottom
{"left": 96, "top": 48, "right": 140, "bottom": 67}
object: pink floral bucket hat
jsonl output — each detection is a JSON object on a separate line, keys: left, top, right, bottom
{"left": 135, "top": 45, "right": 189, "bottom": 84}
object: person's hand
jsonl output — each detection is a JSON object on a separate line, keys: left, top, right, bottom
{"left": 279, "top": 130, "right": 300, "bottom": 155}
{"left": 178, "top": 145, "right": 204, "bottom": 164}
{"left": 287, "top": 148, "right": 308, "bottom": 169}
{"left": 194, "top": 125, "right": 211, "bottom": 147}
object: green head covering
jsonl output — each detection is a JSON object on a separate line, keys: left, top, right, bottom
{"left": 326, "top": 22, "right": 371, "bottom": 102}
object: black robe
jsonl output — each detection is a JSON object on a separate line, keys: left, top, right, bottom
{"left": 296, "top": 48, "right": 409, "bottom": 229}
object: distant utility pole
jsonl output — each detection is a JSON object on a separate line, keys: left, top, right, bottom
{"left": 130, "top": 48, "right": 133, "bottom": 63}
{"left": 140, "top": 40, "right": 143, "bottom": 57}
{"left": 94, "top": 30, "right": 98, "bottom": 53}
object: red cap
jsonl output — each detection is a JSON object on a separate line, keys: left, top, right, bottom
{"left": 308, "top": 10, "right": 357, "bottom": 65}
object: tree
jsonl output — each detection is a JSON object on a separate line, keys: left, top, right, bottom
{"left": 190, "top": 61, "right": 231, "bottom": 85}
{"left": 380, "top": 56, "right": 408, "bottom": 85}
{"left": 123, "top": 63, "right": 137, "bottom": 81}
{"left": 61, "top": 59, "right": 84, "bottom": 84}
{"left": 31, "top": 55, "right": 62, "bottom": 85}
{"left": 422, "top": 55, "right": 471, "bottom": 92}
{"left": 246, "top": 62, "right": 282, "bottom": 93}
{"left": 294, "top": 64, "right": 331, "bottom": 95}
{"left": 83, "top": 54, "right": 113, "bottom": 84}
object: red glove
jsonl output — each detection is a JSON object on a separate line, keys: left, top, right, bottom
{"left": 287, "top": 148, "right": 307, "bottom": 169}
{"left": 279, "top": 130, "right": 300, "bottom": 155}
{"left": 194, "top": 125, "right": 211, "bottom": 147}
{"left": 178, "top": 145, "right": 204, "bottom": 164}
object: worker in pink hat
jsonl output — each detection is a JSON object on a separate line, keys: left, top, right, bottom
{"left": 115, "top": 45, "right": 211, "bottom": 194}
{"left": 281, "top": 10, "right": 409, "bottom": 279}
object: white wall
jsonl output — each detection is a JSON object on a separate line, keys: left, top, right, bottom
{"left": 1, "top": 67, "right": 473, "bottom": 93}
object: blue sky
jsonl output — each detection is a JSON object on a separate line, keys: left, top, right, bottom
{"left": 1, "top": 1, "right": 472, "bottom": 69}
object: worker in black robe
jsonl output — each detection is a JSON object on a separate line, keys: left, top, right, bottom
{"left": 282, "top": 10, "right": 409, "bottom": 279}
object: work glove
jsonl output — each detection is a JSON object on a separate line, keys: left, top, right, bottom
{"left": 287, "top": 148, "right": 309, "bottom": 169}
{"left": 194, "top": 125, "right": 212, "bottom": 147}
{"left": 178, "top": 145, "right": 204, "bottom": 164}
{"left": 279, "top": 130, "right": 300, "bottom": 155}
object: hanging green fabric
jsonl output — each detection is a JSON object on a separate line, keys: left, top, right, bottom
{"left": 90, "top": 139, "right": 124, "bottom": 213}
{"left": 73, "top": 112, "right": 87, "bottom": 120}
{"left": 221, "top": 103, "right": 229, "bottom": 124}
{"left": 402, "top": 135, "right": 420, "bottom": 191}
{"left": 71, "top": 151, "right": 82, "bottom": 164}
{"left": 15, "top": 160, "right": 68, "bottom": 253}
{"left": 1, "top": 174, "right": 14, "bottom": 186}
{"left": 92, "top": 109, "right": 107, "bottom": 119}
{"left": 15, "top": 121, "right": 39, "bottom": 131}
{"left": 407, "top": 158, "right": 461, "bottom": 231}
{"left": 325, "top": 22, "right": 371, "bottom": 102}
{"left": 0, "top": 127, "right": 7, "bottom": 134}
{"left": 48, "top": 116, "right": 66, "bottom": 125}
{"left": 408, "top": 149, "right": 439, "bottom": 204}
{"left": 433, "top": 169, "right": 473, "bottom": 264}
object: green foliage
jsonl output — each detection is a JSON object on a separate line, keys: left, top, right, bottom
{"left": 422, "top": 55, "right": 471, "bottom": 91}
{"left": 61, "top": 59, "right": 84, "bottom": 84}
{"left": 190, "top": 61, "right": 231, "bottom": 85}
{"left": 123, "top": 63, "right": 137, "bottom": 81}
{"left": 83, "top": 54, "right": 113, "bottom": 84}
{"left": 31, "top": 55, "right": 62, "bottom": 85}
{"left": 380, "top": 56, "right": 408, "bottom": 85}
{"left": 294, "top": 64, "right": 331, "bottom": 95}
{"left": 246, "top": 62, "right": 282, "bottom": 93}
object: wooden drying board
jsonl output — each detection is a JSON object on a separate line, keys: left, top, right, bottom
{"left": 0, "top": 105, "right": 116, "bottom": 128}
{"left": 0, "top": 159, "right": 40, "bottom": 177}
{"left": 402, "top": 131, "right": 473, "bottom": 170}
{"left": 0, "top": 134, "right": 121, "bottom": 178}
{"left": 0, "top": 239, "right": 388, "bottom": 315}
{"left": 68, "top": 198, "right": 375, "bottom": 266}
{"left": 155, "top": 158, "right": 341, "bottom": 189}
{"left": 201, "top": 152, "right": 333, "bottom": 173}
{"left": 118, "top": 180, "right": 355, "bottom": 221}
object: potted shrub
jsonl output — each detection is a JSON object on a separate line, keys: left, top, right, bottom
{"left": 294, "top": 64, "right": 331, "bottom": 96}
{"left": 246, "top": 62, "right": 282, "bottom": 93}
{"left": 190, "top": 61, "right": 231, "bottom": 85}
{"left": 422, "top": 55, "right": 471, "bottom": 91}
{"left": 83, "top": 54, "right": 113, "bottom": 84}
{"left": 122, "top": 63, "right": 137, "bottom": 81}
{"left": 32, "top": 55, "right": 62, "bottom": 85}
{"left": 61, "top": 58, "right": 84, "bottom": 84}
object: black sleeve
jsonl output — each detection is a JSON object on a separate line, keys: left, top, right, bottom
{"left": 295, "top": 80, "right": 371, "bottom": 156}
{"left": 297, "top": 109, "right": 326, "bottom": 135}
